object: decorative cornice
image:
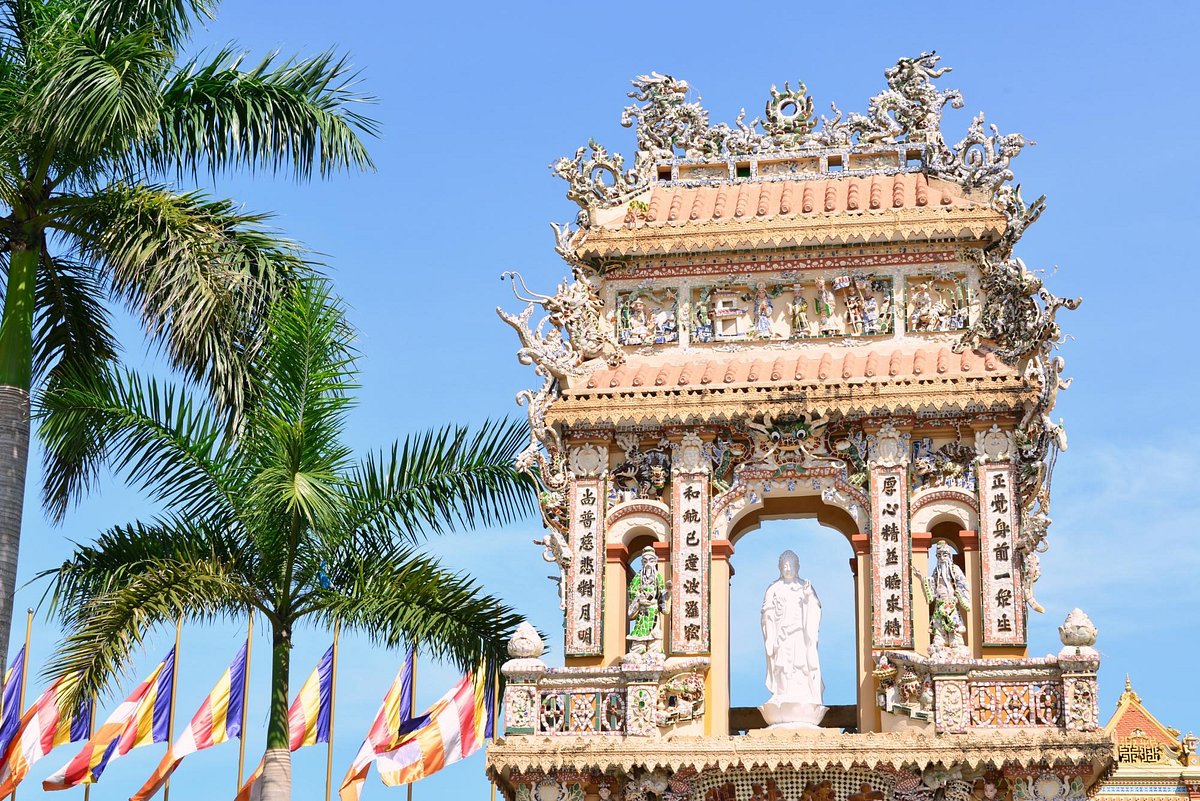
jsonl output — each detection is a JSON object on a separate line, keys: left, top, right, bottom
{"left": 488, "top": 730, "right": 1114, "bottom": 777}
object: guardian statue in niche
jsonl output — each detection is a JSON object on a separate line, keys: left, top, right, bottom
{"left": 759, "top": 550, "right": 827, "bottom": 728}
{"left": 915, "top": 542, "right": 972, "bottom": 657}
{"left": 626, "top": 547, "right": 670, "bottom": 660}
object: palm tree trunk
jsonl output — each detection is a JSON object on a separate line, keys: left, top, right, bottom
{"left": 0, "top": 245, "right": 38, "bottom": 663}
{"left": 0, "top": 387, "right": 29, "bottom": 663}
{"left": 260, "top": 623, "right": 292, "bottom": 801}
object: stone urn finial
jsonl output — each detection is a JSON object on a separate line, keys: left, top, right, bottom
{"left": 1058, "top": 608, "right": 1098, "bottom": 658}
{"left": 508, "top": 621, "right": 544, "bottom": 659}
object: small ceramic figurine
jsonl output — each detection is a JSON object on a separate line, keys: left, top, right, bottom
{"left": 753, "top": 283, "right": 773, "bottom": 338}
{"left": 789, "top": 286, "right": 810, "bottom": 337}
{"left": 816, "top": 278, "right": 840, "bottom": 336}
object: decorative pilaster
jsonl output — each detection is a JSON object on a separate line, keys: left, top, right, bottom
{"left": 565, "top": 444, "right": 607, "bottom": 657}
{"left": 868, "top": 423, "right": 913, "bottom": 649}
{"left": 670, "top": 432, "right": 710, "bottom": 654}
{"left": 976, "top": 425, "right": 1026, "bottom": 646}
{"left": 501, "top": 622, "right": 547, "bottom": 736}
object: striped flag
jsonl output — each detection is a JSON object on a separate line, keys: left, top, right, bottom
{"left": 235, "top": 644, "right": 335, "bottom": 801}
{"left": 43, "top": 646, "right": 175, "bottom": 790}
{"left": 0, "top": 647, "right": 26, "bottom": 758}
{"left": 338, "top": 650, "right": 415, "bottom": 801}
{"left": 0, "top": 675, "right": 91, "bottom": 794}
{"left": 130, "top": 641, "right": 248, "bottom": 801}
{"left": 375, "top": 665, "right": 493, "bottom": 787}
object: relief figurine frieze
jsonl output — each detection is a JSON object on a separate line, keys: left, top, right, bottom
{"left": 688, "top": 274, "right": 895, "bottom": 343}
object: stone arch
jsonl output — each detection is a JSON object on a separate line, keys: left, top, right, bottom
{"left": 606, "top": 500, "right": 671, "bottom": 546}
{"left": 910, "top": 490, "right": 979, "bottom": 534}
{"left": 711, "top": 467, "right": 868, "bottom": 543}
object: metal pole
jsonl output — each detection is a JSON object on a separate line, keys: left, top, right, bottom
{"left": 162, "top": 615, "right": 183, "bottom": 801}
{"left": 237, "top": 614, "right": 254, "bottom": 791}
{"left": 406, "top": 650, "right": 417, "bottom": 801}
{"left": 490, "top": 669, "right": 499, "bottom": 801}
{"left": 10, "top": 609, "right": 31, "bottom": 801}
{"left": 324, "top": 619, "right": 340, "bottom": 801}
{"left": 82, "top": 694, "right": 97, "bottom": 801}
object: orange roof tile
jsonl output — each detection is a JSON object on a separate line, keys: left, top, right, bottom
{"left": 609, "top": 173, "right": 978, "bottom": 231}
{"left": 571, "top": 346, "right": 1008, "bottom": 395}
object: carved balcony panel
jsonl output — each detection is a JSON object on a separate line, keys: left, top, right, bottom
{"left": 877, "top": 651, "right": 1100, "bottom": 734}
{"left": 502, "top": 657, "right": 710, "bottom": 738}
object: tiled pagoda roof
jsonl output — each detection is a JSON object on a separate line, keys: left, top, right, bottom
{"left": 579, "top": 173, "right": 1006, "bottom": 259}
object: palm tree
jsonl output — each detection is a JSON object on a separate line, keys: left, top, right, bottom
{"left": 37, "top": 280, "right": 536, "bottom": 800}
{"left": 0, "top": 0, "right": 376, "bottom": 660}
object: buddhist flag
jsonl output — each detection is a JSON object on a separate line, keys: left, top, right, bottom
{"left": 0, "top": 646, "right": 26, "bottom": 758}
{"left": 235, "top": 644, "right": 335, "bottom": 801}
{"left": 374, "top": 664, "right": 493, "bottom": 787}
{"left": 43, "top": 646, "right": 175, "bottom": 790}
{"left": 338, "top": 649, "right": 414, "bottom": 801}
{"left": 130, "top": 641, "right": 248, "bottom": 801}
{"left": 0, "top": 675, "right": 91, "bottom": 794}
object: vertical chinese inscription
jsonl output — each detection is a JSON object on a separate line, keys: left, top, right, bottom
{"left": 671, "top": 432, "right": 710, "bottom": 654}
{"left": 868, "top": 423, "right": 913, "bottom": 649}
{"left": 566, "top": 444, "right": 606, "bottom": 657}
{"left": 976, "top": 425, "right": 1025, "bottom": 645}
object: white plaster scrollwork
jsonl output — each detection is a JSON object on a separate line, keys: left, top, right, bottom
{"left": 569, "top": 444, "right": 608, "bottom": 478}
{"left": 976, "top": 425, "right": 1014, "bottom": 463}
{"left": 868, "top": 423, "right": 911, "bottom": 468}
{"left": 936, "top": 681, "right": 967, "bottom": 732}
{"left": 672, "top": 432, "right": 708, "bottom": 475}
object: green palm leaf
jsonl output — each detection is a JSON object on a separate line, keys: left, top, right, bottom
{"left": 146, "top": 47, "right": 376, "bottom": 180}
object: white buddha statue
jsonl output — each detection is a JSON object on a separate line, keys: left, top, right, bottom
{"left": 759, "top": 550, "right": 827, "bottom": 729}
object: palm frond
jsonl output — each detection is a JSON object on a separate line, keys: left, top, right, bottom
{"left": 73, "top": 0, "right": 215, "bottom": 50}
{"left": 342, "top": 418, "right": 537, "bottom": 544}
{"left": 36, "top": 364, "right": 238, "bottom": 523}
{"left": 48, "top": 183, "right": 311, "bottom": 417}
{"left": 145, "top": 46, "right": 377, "bottom": 180}
{"left": 309, "top": 540, "right": 524, "bottom": 674}
{"left": 29, "top": 20, "right": 168, "bottom": 160}
{"left": 242, "top": 279, "right": 356, "bottom": 533}
{"left": 40, "top": 515, "right": 258, "bottom": 706}
{"left": 32, "top": 250, "right": 117, "bottom": 386}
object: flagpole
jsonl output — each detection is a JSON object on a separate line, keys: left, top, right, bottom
{"left": 406, "top": 650, "right": 417, "bottom": 801}
{"left": 82, "top": 694, "right": 97, "bottom": 801}
{"left": 237, "top": 614, "right": 254, "bottom": 791}
{"left": 162, "top": 614, "right": 183, "bottom": 801}
{"left": 9, "top": 609, "right": 31, "bottom": 801}
{"left": 489, "top": 668, "right": 499, "bottom": 801}
{"left": 324, "top": 619, "right": 340, "bottom": 801}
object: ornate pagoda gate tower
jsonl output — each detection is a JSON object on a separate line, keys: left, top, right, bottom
{"left": 490, "top": 55, "right": 1113, "bottom": 801}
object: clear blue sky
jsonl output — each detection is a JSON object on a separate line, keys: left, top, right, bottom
{"left": 10, "top": 1, "right": 1200, "bottom": 799}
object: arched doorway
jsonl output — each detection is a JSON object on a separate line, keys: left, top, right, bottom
{"left": 710, "top": 475, "right": 873, "bottom": 733}
{"left": 728, "top": 517, "right": 857, "bottom": 722}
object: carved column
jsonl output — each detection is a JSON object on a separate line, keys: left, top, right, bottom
{"left": 565, "top": 444, "right": 607, "bottom": 658}
{"left": 708, "top": 539, "right": 734, "bottom": 737}
{"left": 670, "top": 432, "right": 710, "bottom": 655}
{"left": 910, "top": 531, "right": 933, "bottom": 654}
{"left": 975, "top": 425, "right": 1026, "bottom": 646}
{"left": 603, "top": 544, "right": 628, "bottom": 664}
{"left": 867, "top": 423, "right": 913, "bottom": 650}
{"left": 851, "top": 533, "right": 878, "bottom": 734}
{"left": 958, "top": 529, "right": 982, "bottom": 656}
